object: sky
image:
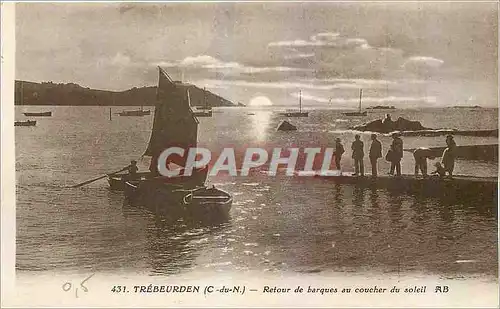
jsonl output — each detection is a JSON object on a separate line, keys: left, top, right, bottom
{"left": 15, "top": 2, "right": 498, "bottom": 108}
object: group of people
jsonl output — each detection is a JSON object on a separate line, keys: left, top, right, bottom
{"left": 334, "top": 133, "right": 456, "bottom": 178}
{"left": 413, "top": 134, "right": 456, "bottom": 178}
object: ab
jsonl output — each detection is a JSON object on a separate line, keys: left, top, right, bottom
{"left": 434, "top": 286, "right": 449, "bottom": 293}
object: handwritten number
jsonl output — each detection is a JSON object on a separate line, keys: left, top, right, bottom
{"left": 80, "top": 273, "right": 94, "bottom": 292}
{"left": 62, "top": 282, "right": 72, "bottom": 292}
{"left": 62, "top": 273, "right": 95, "bottom": 298}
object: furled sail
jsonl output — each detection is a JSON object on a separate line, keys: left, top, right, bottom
{"left": 144, "top": 67, "right": 199, "bottom": 173}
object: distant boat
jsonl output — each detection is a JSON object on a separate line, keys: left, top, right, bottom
{"left": 366, "top": 105, "right": 396, "bottom": 110}
{"left": 451, "top": 105, "right": 483, "bottom": 109}
{"left": 281, "top": 90, "right": 309, "bottom": 117}
{"left": 193, "top": 88, "right": 213, "bottom": 117}
{"left": 118, "top": 106, "right": 151, "bottom": 116}
{"left": 343, "top": 89, "right": 367, "bottom": 116}
{"left": 23, "top": 111, "right": 52, "bottom": 116}
{"left": 193, "top": 109, "right": 213, "bottom": 117}
{"left": 15, "top": 120, "right": 36, "bottom": 126}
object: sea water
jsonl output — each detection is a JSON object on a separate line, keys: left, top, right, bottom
{"left": 13, "top": 106, "right": 498, "bottom": 280}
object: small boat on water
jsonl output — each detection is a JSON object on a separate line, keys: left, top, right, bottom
{"left": 108, "top": 172, "right": 151, "bottom": 191}
{"left": 118, "top": 67, "right": 232, "bottom": 218}
{"left": 342, "top": 89, "right": 367, "bottom": 116}
{"left": 23, "top": 111, "right": 52, "bottom": 117}
{"left": 193, "top": 109, "right": 212, "bottom": 117}
{"left": 118, "top": 106, "right": 151, "bottom": 116}
{"left": 14, "top": 120, "right": 36, "bottom": 126}
{"left": 366, "top": 105, "right": 396, "bottom": 110}
{"left": 193, "top": 88, "right": 213, "bottom": 117}
{"left": 281, "top": 90, "right": 309, "bottom": 117}
{"left": 183, "top": 186, "right": 233, "bottom": 216}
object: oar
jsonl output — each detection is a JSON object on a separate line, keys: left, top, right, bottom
{"left": 71, "top": 168, "right": 126, "bottom": 188}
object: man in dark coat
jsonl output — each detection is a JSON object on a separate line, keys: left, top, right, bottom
{"left": 334, "top": 138, "right": 345, "bottom": 170}
{"left": 369, "top": 134, "right": 382, "bottom": 176}
{"left": 351, "top": 135, "right": 364, "bottom": 176}
{"left": 389, "top": 133, "right": 403, "bottom": 176}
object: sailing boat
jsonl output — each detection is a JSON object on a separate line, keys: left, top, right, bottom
{"left": 281, "top": 90, "right": 309, "bottom": 117}
{"left": 118, "top": 105, "right": 151, "bottom": 116}
{"left": 120, "top": 67, "right": 232, "bottom": 217}
{"left": 16, "top": 81, "right": 38, "bottom": 126}
{"left": 343, "top": 89, "right": 367, "bottom": 116}
{"left": 193, "top": 87, "right": 213, "bottom": 117}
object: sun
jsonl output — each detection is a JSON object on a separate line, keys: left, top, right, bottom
{"left": 249, "top": 96, "right": 273, "bottom": 106}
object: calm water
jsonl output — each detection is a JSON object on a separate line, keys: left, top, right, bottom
{"left": 15, "top": 106, "right": 498, "bottom": 278}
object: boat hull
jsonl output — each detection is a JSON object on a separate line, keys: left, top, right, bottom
{"left": 118, "top": 110, "right": 151, "bottom": 116}
{"left": 280, "top": 112, "right": 309, "bottom": 117}
{"left": 108, "top": 176, "right": 126, "bottom": 191}
{"left": 183, "top": 187, "right": 233, "bottom": 217}
{"left": 23, "top": 112, "right": 52, "bottom": 116}
{"left": 15, "top": 120, "right": 36, "bottom": 126}
{"left": 343, "top": 111, "right": 367, "bottom": 116}
{"left": 124, "top": 179, "right": 231, "bottom": 219}
{"left": 107, "top": 172, "right": 153, "bottom": 191}
{"left": 193, "top": 110, "right": 213, "bottom": 117}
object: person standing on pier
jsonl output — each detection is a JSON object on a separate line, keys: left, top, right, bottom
{"left": 369, "top": 134, "right": 382, "bottom": 176}
{"left": 334, "top": 138, "right": 345, "bottom": 170}
{"left": 441, "top": 135, "right": 457, "bottom": 177}
{"left": 351, "top": 135, "right": 364, "bottom": 176}
{"left": 389, "top": 133, "right": 403, "bottom": 176}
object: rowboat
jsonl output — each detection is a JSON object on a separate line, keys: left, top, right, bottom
{"left": 124, "top": 179, "right": 231, "bottom": 219}
{"left": 23, "top": 111, "right": 52, "bottom": 117}
{"left": 107, "top": 172, "right": 151, "bottom": 191}
{"left": 183, "top": 186, "right": 233, "bottom": 216}
{"left": 15, "top": 120, "right": 36, "bottom": 126}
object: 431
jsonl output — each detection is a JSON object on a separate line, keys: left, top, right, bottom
{"left": 111, "top": 285, "right": 128, "bottom": 293}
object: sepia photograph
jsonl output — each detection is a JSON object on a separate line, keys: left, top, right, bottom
{"left": 1, "top": 1, "right": 498, "bottom": 307}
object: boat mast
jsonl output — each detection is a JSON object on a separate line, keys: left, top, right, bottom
{"left": 358, "top": 89, "right": 363, "bottom": 112}
{"left": 20, "top": 81, "right": 23, "bottom": 104}
{"left": 299, "top": 90, "right": 302, "bottom": 113}
{"left": 204, "top": 87, "right": 207, "bottom": 109}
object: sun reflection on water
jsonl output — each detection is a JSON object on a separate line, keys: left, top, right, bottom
{"left": 249, "top": 110, "right": 272, "bottom": 142}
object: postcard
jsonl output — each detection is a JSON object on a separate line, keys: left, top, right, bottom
{"left": 1, "top": 2, "right": 498, "bottom": 307}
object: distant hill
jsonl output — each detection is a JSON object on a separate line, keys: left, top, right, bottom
{"left": 15, "top": 80, "right": 236, "bottom": 107}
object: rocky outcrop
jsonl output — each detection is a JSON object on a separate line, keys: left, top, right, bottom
{"left": 352, "top": 117, "right": 430, "bottom": 133}
{"left": 277, "top": 120, "right": 297, "bottom": 131}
